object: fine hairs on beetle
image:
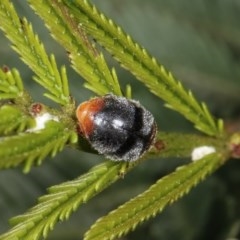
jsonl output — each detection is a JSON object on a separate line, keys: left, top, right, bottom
{"left": 76, "top": 94, "right": 157, "bottom": 161}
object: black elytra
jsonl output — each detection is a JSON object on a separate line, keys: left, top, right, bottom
{"left": 76, "top": 94, "right": 157, "bottom": 161}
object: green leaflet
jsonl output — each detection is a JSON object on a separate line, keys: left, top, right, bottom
{"left": 0, "top": 120, "right": 77, "bottom": 172}
{"left": 62, "top": 0, "right": 223, "bottom": 137}
{"left": 0, "top": 0, "right": 70, "bottom": 105}
{"left": 0, "top": 105, "right": 35, "bottom": 134}
{"left": 0, "top": 161, "right": 131, "bottom": 240}
{"left": 84, "top": 153, "right": 224, "bottom": 240}
{"left": 0, "top": 67, "right": 24, "bottom": 99}
{"left": 28, "top": 0, "right": 122, "bottom": 97}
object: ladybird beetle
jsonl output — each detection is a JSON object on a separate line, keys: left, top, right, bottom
{"left": 76, "top": 94, "right": 157, "bottom": 161}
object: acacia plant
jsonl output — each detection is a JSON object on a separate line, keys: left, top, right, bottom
{"left": 0, "top": 0, "right": 238, "bottom": 240}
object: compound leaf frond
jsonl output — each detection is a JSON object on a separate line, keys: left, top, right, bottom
{"left": 0, "top": 0, "right": 70, "bottom": 105}
{"left": 85, "top": 153, "right": 224, "bottom": 240}
{"left": 0, "top": 120, "right": 77, "bottom": 173}
{"left": 62, "top": 0, "right": 223, "bottom": 137}
{"left": 28, "top": 0, "right": 122, "bottom": 97}
{"left": 0, "top": 161, "right": 131, "bottom": 240}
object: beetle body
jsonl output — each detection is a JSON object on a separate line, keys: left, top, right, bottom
{"left": 76, "top": 95, "right": 157, "bottom": 161}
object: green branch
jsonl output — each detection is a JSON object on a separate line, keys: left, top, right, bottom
{"left": 0, "top": 128, "right": 227, "bottom": 240}
{"left": 84, "top": 153, "right": 224, "bottom": 240}
{"left": 0, "top": 121, "right": 77, "bottom": 172}
{"left": 28, "top": 0, "right": 122, "bottom": 96}
{"left": 148, "top": 132, "right": 225, "bottom": 159}
{"left": 0, "top": 0, "right": 70, "bottom": 105}
{"left": 0, "top": 1, "right": 231, "bottom": 240}
{"left": 0, "top": 161, "right": 132, "bottom": 240}
{"left": 62, "top": 0, "right": 224, "bottom": 137}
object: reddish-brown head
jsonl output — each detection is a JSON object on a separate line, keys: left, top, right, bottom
{"left": 76, "top": 97, "right": 105, "bottom": 138}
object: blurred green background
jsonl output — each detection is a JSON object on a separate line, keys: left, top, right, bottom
{"left": 0, "top": 0, "right": 240, "bottom": 239}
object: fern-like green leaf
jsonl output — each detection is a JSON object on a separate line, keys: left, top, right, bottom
{"left": 28, "top": 0, "right": 122, "bottom": 97}
{"left": 0, "top": 0, "right": 70, "bottom": 105}
{"left": 0, "top": 105, "right": 35, "bottom": 135}
{"left": 0, "top": 161, "right": 132, "bottom": 240}
{"left": 0, "top": 67, "right": 24, "bottom": 99}
{"left": 84, "top": 153, "right": 224, "bottom": 240}
{"left": 0, "top": 120, "right": 77, "bottom": 172}
{"left": 62, "top": 0, "right": 223, "bottom": 137}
